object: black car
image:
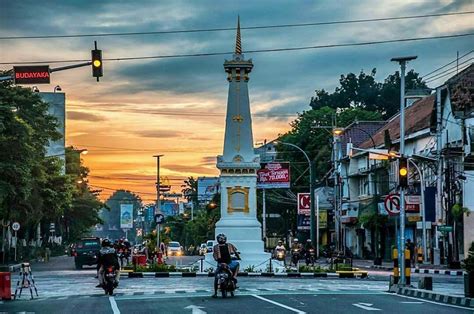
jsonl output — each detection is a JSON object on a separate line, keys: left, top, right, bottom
{"left": 73, "top": 237, "right": 101, "bottom": 269}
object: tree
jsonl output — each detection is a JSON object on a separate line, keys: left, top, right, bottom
{"left": 64, "top": 147, "right": 103, "bottom": 242}
{"left": 310, "top": 69, "right": 427, "bottom": 118}
{"left": 181, "top": 176, "right": 198, "bottom": 208}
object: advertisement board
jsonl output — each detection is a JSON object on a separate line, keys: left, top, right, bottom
{"left": 297, "top": 210, "right": 327, "bottom": 230}
{"left": 257, "top": 162, "right": 290, "bottom": 189}
{"left": 120, "top": 204, "right": 133, "bottom": 229}
{"left": 197, "top": 177, "right": 219, "bottom": 201}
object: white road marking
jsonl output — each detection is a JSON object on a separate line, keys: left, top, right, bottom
{"left": 353, "top": 303, "right": 381, "bottom": 311}
{"left": 252, "top": 295, "right": 306, "bottom": 314}
{"left": 390, "top": 293, "right": 472, "bottom": 311}
{"left": 184, "top": 305, "right": 207, "bottom": 314}
{"left": 109, "top": 296, "right": 121, "bottom": 314}
{"left": 400, "top": 301, "right": 424, "bottom": 304}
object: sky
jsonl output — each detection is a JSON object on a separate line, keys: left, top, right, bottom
{"left": 1, "top": 0, "right": 473, "bottom": 203}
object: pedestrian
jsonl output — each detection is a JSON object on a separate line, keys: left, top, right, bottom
{"left": 406, "top": 239, "right": 415, "bottom": 265}
{"left": 160, "top": 241, "right": 166, "bottom": 256}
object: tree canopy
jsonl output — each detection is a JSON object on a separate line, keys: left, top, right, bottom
{"left": 309, "top": 69, "right": 427, "bottom": 118}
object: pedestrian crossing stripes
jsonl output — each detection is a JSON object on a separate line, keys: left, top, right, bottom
{"left": 12, "top": 285, "right": 388, "bottom": 303}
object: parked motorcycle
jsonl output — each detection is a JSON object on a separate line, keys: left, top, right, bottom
{"left": 215, "top": 263, "right": 236, "bottom": 298}
{"left": 103, "top": 266, "right": 118, "bottom": 295}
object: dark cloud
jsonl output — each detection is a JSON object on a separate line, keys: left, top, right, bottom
{"left": 164, "top": 164, "right": 217, "bottom": 175}
{"left": 134, "top": 129, "right": 189, "bottom": 138}
{"left": 67, "top": 111, "right": 106, "bottom": 122}
{"left": 200, "top": 156, "right": 216, "bottom": 165}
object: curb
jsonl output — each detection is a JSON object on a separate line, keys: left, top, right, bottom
{"left": 413, "top": 269, "right": 465, "bottom": 276}
{"left": 368, "top": 265, "right": 465, "bottom": 276}
{"left": 397, "top": 287, "right": 474, "bottom": 308}
{"left": 123, "top": 271, "right": 368, "bottom": 278}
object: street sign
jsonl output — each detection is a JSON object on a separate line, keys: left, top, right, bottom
{"left": 297, "top": 193, "right": 310, "bottom": 214}
{"left": 14, "top": 65, "right": 50, "bottom": 84}
{"left": 12, "top": 222, "right": 20, "bottom": 231}
{"left": 155, "top": 214, "right": 165, "bottom": 224}
{"left": 438, "top": 225, "right": 453, "bottom": 232}
{"left": 384, "top": 194, "right": 401, "bottom": 216}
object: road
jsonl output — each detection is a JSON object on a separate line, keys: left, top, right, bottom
{"left": 2, "top": 255, "right": 468, "bottom": 313}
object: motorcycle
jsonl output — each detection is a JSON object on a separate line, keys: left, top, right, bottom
{"left": 215, "top": 263, "right": 236, "bottom": 298}
{"left": 291, "top": 248, "right": 301, "bottom": 266}
{"left": 103, "top": 266, "right": 118, "bottom": 295}
{"left": 275, "top": 249, "right": 286, "bottom": 261}
{"left": 305, "top": 248, "right": 316, "bottom": 266}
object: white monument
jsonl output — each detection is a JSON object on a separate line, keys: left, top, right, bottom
{"left": 205, "top": 18, "right": 271, "bottom": 271}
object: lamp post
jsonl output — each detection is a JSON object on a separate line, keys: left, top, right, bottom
{"left": 153, "top": 154, "right": 164, "bottom": 254}
{"left": 391, "top": 55, "right": 417, "bottom": 286}
{"left": 277, "top": 142, "right": 316, "bottom": 249}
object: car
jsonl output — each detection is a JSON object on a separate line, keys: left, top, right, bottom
{"left": 206, "top": 240, "right": 216, "bottom": 253}
{"left": 199, "top": 243, "right": 207, "bottom": 255}
{"left": 167, "top": 241, "right": 183, "bottom": 256}
{"left": 73, "top": 237, "right": 101, "bottom": 269}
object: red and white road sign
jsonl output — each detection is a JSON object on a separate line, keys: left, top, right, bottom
{"left": 297, "top": 193, "right": 310, "bottom": 215}
{"left": 384, "top": 194, "right": 401, "bottom": 216}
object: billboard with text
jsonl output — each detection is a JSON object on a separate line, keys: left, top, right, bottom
{"left": 257, "top": 162, "right": 290, "bottom": 189}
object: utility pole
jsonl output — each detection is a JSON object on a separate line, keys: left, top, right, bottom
{"left": 154, "top": 154, "right": 164, "bottom": 252}
{"left": 435, "top": 86, "right": 446, "bottom": 265}
{"left": 391, "top": 55, "right": 417, "bottom": 286}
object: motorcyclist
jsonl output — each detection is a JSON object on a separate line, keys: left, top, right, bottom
{"left": 96, "top": 239, "right": 120, "bottom": 288}
{"left": 211, "top": 233, "right": 240, "bottom": 298}
{"left": 274, "top": 240, "right": 286, "bottom": 258}
{"left": 290, "top": 238, "right": 302, "bottom": 265}
{"left": 304, "top": 239, "right": 315, "bottom": 263}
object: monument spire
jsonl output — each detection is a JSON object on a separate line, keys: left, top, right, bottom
{"left": 235, "top": 16, "right": 242, "bottom": 55}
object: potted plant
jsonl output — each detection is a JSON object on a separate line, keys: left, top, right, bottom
{"left": 462, "top": 242, "right": 474, "bottom": 297}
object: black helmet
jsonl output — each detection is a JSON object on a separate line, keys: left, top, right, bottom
{"left": 216, "top": 233, "right": 227, "bottom": 244}
{"left": 101, "top": 239, "right": 111, "bottom": 247}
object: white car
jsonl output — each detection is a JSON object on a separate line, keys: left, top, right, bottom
{"left": 167, "top": 241, "right": 183, "bottom": 256}
{"left": 206, "top": 240, "right": 216, "bottom": 253}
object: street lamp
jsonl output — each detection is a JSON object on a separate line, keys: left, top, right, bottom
{"left": 391, "top": 55, "right": 417, "bottom": 286}
{"left": 276, "top": 141, "right": 317, "bottom": 253}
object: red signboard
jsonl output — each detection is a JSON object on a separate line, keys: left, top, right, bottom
{"left": 257, "top": 162, "right": 290, "bottom": 189}
{"left": 13, "top": 66, "right": 50, "bottom": 85}
{"left": 297, "top": 193, "right": 310, "bottom": 215}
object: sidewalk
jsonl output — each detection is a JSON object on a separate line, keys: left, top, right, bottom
{"left": 352, "top": 259, "right": 465, "bottom": 275}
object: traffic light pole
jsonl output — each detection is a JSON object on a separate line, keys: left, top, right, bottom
{"left": 391, "top": 55, "right": 417, "bottom": 286}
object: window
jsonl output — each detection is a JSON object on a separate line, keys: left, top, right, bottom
{"left": 359, "top": 177, "right": 369, "bottom": 196}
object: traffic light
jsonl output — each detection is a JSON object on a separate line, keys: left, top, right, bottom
{"left": 398, "top": 157, "right": 408, "bottom": 188}
{"left": 91, "top": 49, "right": 103, "bottom": 80}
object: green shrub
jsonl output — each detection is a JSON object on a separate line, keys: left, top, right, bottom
{"left": 463, "top": 242, "right": 474, "bottom": 274}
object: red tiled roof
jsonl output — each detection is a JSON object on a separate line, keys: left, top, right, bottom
{"left": 359, "top": 95, "right": 435, "bottom": 149}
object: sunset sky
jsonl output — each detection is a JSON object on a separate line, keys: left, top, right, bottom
{"left": 1, "top": 0, "right": 472, "bottom": 203}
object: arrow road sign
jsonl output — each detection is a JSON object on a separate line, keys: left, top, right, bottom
{"left": 155, "top": 214, "right": 165, "bottom": 224}
{"left": 12, "top": 222, "right": 20, "bottom": 231}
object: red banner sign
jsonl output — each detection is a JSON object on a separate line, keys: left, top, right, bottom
{"left": 257, "top": 162, "right": 290, "bottom": 189}
{"left": 14, "top": 65, "right": 50, "bottom": 85}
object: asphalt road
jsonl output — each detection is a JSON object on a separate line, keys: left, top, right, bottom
{"left": 2, "top": 292, "right": 470, "bottom": 313}
{"left": 2, "top": 255, "right": 467, "bottom": 313}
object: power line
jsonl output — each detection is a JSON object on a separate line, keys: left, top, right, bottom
{"left": 2, "top": 11, "right": 472, "bottom": 40}
{"left": 420, "top": 49, "right": 474, "bottom": 77}
{"left": 2, "top": 32, "right": 473, "bottom": 65}
{"left": 425, "top": 62, "right": 472, "bottom": 83}
{"left": 423, "top": 57, "right": 473, "bottom": 81}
